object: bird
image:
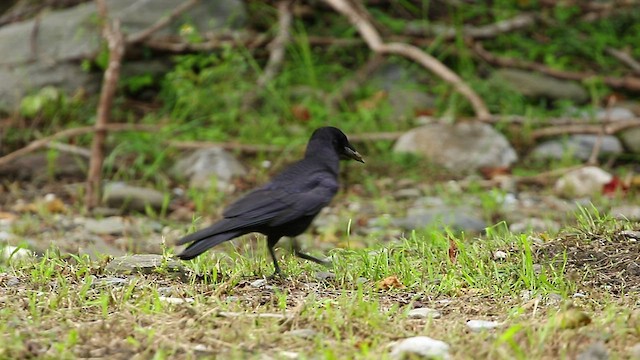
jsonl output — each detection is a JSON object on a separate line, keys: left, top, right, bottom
{"left": 175, "top": 126, "right": 364, "bottom": 277}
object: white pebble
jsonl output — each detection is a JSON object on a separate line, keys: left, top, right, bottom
{"left": 390, "top": 336, "right": 450, "bottom": 360}
{"left": 407, "top": 307, "right": 442, "bottom": 319}
{"left": 466, "top": 319, "right": 502, "bottom": 332}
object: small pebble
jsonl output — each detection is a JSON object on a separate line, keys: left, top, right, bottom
{"left": 158, "top": 296, "right": 194, "bottom": 304}
{"left": 407, "top": 307, "right": 442, "bottom": 319}
{"left": 285, "top": 328, "right": 317, "bottom": 339}
{"left": 315, "top": 271, "right": 336, "bottom": 281}
{"left": 466, "top": 320, "right": 502, "bottom": 331}
{"left": 251, "top": 279, "right": 267, "bottom": 288}
{"left": 576, "top": 342, "right": 608, "bottom": 360}
{"left": 493, "top": 250, "right": 508, "bottom": 260}
{"left": 390, "top": 336, "right": 450, "bottom": 360}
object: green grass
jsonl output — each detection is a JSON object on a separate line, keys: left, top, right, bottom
{"left": 2, "top": 206, "right": 638, "bottom": 358}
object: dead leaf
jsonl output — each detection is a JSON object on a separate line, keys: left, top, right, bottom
{"left": 0, "top": 212, "right": 17, "bottom": 222}
{"left": 479, "top": 166, "right": 511, "bottom": 180}
{"left": 290, "top": 105, "right": 311, "bottom": 122}
{"left": 448, "top": 238, "right": 458, "bottom": 264}
{"left": 45, "top": 198, "right": 67, "bottom": 213}
{"left": 357, "top": 91, "right": 387, "bottom": 110}
{"left": 555, "top": 308, "right": 591, "bottom": 329}
{"left": 377, "top": 275, "right": 405, "bottom": 290}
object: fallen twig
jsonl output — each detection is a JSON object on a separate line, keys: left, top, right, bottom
{"left": 405, "top": 12, "right": 538, "bottom": 40}
{"left": 606, "top": 47, "right": 640, "bottom": 75}
{"left": 323, "top": 0, "right": 491, "bottom": 120}
{"left": 0, "top": 124, "right": 157, "bottom": 167}
{"left": 127, "top": 0, "right": 200, "bottom": 44}
{"left": 167, "top": 140, "right": 281, "bottom": 154}
{"left": 531, "top": 118, "right": 640, "bottom": 140}
{"left": 46, "top": 142, "right": 92, "bottom": 158}
{"left": 86, "top": 0, "right": 126, "bottom": 208}
{"left": 242, "top": 0, "right": 294, "bottom": 111}
{"left": 473, "top": 42, "right": 640, "bottom": 92}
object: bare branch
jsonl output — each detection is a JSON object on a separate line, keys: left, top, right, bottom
{"left": 405, "top": 12, "right": 538, "bottom": 40}
{"left": 323, "top": 0, "right": 491, "bottom": 120}
{"left": 242, "top": 0, "right": 294, "bottom": 111}
{"left": 86, "top": 0, "right": 126, "bottom": 209}
{"left": 0, "top": 124, "right": 157, "bottom": 167}
{"left": 473, "top": 42, "right": 640, "bottom": 92}
{"left": 531, "top": 119, "right": 640, "bottom": 140}
{"left": 606, "top": 47, "right": 640, "bottom": 75}
{"left": 127, "top": 0, "right": 200, "bottom": 44}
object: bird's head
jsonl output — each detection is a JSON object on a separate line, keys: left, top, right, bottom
{"left": 308, "top": 126, "right": 365, "bottom": 163}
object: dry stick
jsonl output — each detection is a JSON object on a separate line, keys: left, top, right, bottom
{"left": 86, "top": 0, "right": 126, "bottom": 209}
{"left": 323, "top": 0, "right": 491, "bottom": 120}
{"left": 167, "top": 140, "right": 281, "bottom": 154}
{"left": 473, "top": 42, "right": 640, "bottom": 92}
{"left": 531, "top": 118, "right": 640, "bottom": 140}
{"left": 0, "top": 124, "right": 156, "bottom": 167}
{"left": 46, "top": 142, "right": 92, "bottom": 158}
{"left": 127, "top": 0, "right": 200, "bottom": 44}
{"left": 606, "top": 47, "right": 640, "bottom": 75}
{"left": 404, "top": 12, "right": 538, "bottom": 40}
{"left": 144, "top": 32, "right": 272, "bottom": 53}
{"left": 242, "top": 0, "right": 294, "bottom": 111}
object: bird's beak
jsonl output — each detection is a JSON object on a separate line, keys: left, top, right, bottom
{"left": 343, "top": 146, "right": 365, "bottom": 163}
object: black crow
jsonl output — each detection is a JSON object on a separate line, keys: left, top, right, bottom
{"left": 176, "top": 126, "right": 364, "bottom": 276}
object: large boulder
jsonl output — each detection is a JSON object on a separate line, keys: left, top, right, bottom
{"left": 0, "top": 0, "right": 246, "bottom": 111}
{"left": 171, "top": 148, "right": 247, "bottom": 191}
{"left": 393, "top": 121, "right": 518, "bottom": 173}
{"left": 491, "top": 69, "right": 588, "bottom": 103}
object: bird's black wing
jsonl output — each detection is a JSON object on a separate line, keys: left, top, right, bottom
{"left": 223, "top": 167, "right": 339, "bottom": 227}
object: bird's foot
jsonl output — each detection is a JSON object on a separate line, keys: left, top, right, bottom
{"left": 267, "top": 271, "right": 284, "bottom": 280}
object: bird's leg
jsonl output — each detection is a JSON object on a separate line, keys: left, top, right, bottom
{"left": 267, "top": 243, "right": 283, "bottom": 279}
{"left": 292, "top": 238, "right": 331, "bottom": 267}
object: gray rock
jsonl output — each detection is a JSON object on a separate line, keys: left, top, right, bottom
{"left": 390, "top": 336, "right": 450, "bottom": 360}
{"left": 610, "top": 206, "right": 640, "bottom": 221}
{"left": 619, "top": 126, "right": 640, "bottom": 153}
{"left": 158, "top": 296, "right": 194, "bottom": 304}
{"left": 492, "top": 69, "right": 588, "bottom": 103}
{"left": 393, "top": 122, "right": 517, "bottom": 174}
{"left": 509, "top": 218, "right": 560, "bottom": 234}
{"left": 531, "top": 135, "right": 623, "bottom": 161}
{"left": 393, "top": 188, "right": 423, "bottom": 200}
{"left": 105, "top": 254, "right": 183, "bottom": 275}
{"left": 285, "top": 329, "right": 318, "bottom": 339}
{"left": 619, "top": 230, "right": 640, "bottom": 240}
{"left": 0, "top": 0, "right": 246, "bottom": 110}
{"left": 576, "top": 342, "right": 608, "bottom": 360}
{"left": 554, "top": 166, "right": 612, "bottom": 198}
{"left": 630, "top": 342, "right": 640, "bottom": 359}
{"left": 0, "top": 152, "right": 87, "bottom": 182}
{"left": 492, "top": 250, "right": 508, "bottom": 260}
{"left": 315, "top": 271, "right": 336, "bottom": 281}
{"left": 172, "top": 148, "right": 247, "bottom": 191}
{"left": 395, "top": 206, "right": 487, "bottom": 233}
{"left": 250, "top": 279, "right": 267, "bottom": 288}
{"left": 103, "top": 182, "right": 167, "bottom": 212}
{"left": 4, "top": 276, "right": 20, "bottom": 287}
{"left": 466, "top": 319, "right": 502, "bottom": 332}
{"left": 596, "top": 107, "right": 636, "bottom": 121}
{"left": 407, "top": 307, "right": 441, "bottom": 319}
{"left": 85, "top": 216, "right": 126, "bottom": 235}
{"left": 94, "top": 277, "right": 129, "bottom": 287}
{"left": 1, "top": 245, "right": 34, "bottom": 261}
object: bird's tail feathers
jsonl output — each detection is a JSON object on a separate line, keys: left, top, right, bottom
{"left": 176, "top": 231, "right": 243, "bottom": 260}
